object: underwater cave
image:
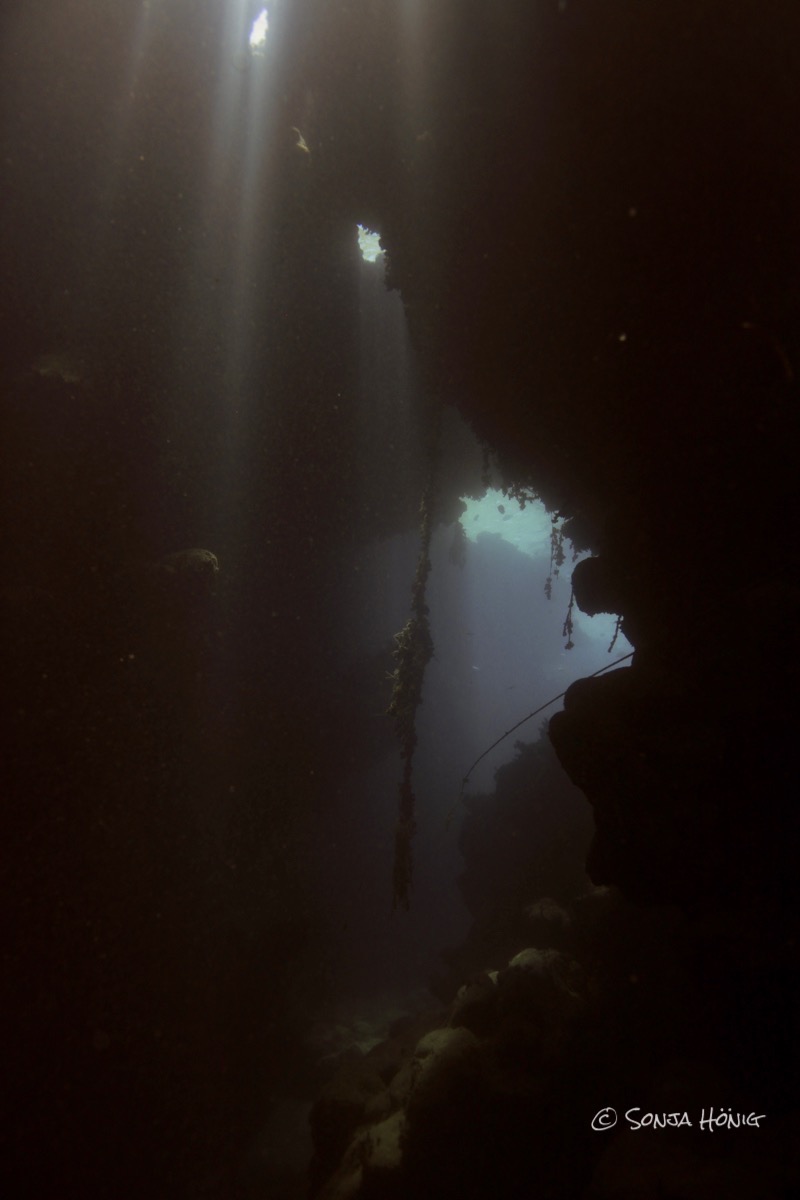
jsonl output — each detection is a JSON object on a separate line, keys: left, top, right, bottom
{"left": 1, "top": 1, "right": 798, "bottom": 1197}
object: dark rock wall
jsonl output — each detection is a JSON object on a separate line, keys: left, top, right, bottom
{"left": 288, "top": 3, "right": 800, "bottom": 1196}
{"left": 0, "top": 3, "right": 452, "bottom": 1195}
{"left": 282, "top": 0, "right": 800, "bottom": 905}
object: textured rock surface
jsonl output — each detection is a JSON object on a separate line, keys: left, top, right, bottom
{"left": 310, "top": 891, "right": 799, "bottom": 1199}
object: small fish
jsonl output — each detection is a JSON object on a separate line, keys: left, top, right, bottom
{"left": 497, "top": 504, "right": 505, "bottom": 514}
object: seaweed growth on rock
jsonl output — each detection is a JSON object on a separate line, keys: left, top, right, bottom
{"left": 543, "top": 517, "right": 565, "bottom": 602}
{"left": 386, "top": 496, "right": 433, "bottom": 909}
{"left": 387, "top": 418, "right": 441, "bottom": 908}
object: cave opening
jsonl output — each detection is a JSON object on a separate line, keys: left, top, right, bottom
{"left": 356, "top": 224, "right": 383, "bottom": 263}
{"left": 248, "top": 8, "right": 269, "bottom": 52}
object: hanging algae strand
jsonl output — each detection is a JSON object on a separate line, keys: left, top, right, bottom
{"left": 544, "top": 517, "right": 566, "bottom": 601}
{"left": 387, "top": 489, "right": 435, "bottom": 909}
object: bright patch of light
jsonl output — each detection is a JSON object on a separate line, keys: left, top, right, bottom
{"left": 357, "top": 225, "right": 383, "bottom": 262}
{"left": 249, "top": 9, "right": 269, "bottom": 50}
{"left": 460, "top": 489, "right": 632, "bottom": 653}
{"left": 461, "top": 488, "right": 552, "bottom": 557}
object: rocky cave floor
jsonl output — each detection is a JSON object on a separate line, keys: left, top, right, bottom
{"left": 252, "top": 735, "right": 799, "bottom": 1200}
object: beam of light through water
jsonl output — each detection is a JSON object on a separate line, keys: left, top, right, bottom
{"left": 166, "top": 0, "right": 287, "bottom": 550}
